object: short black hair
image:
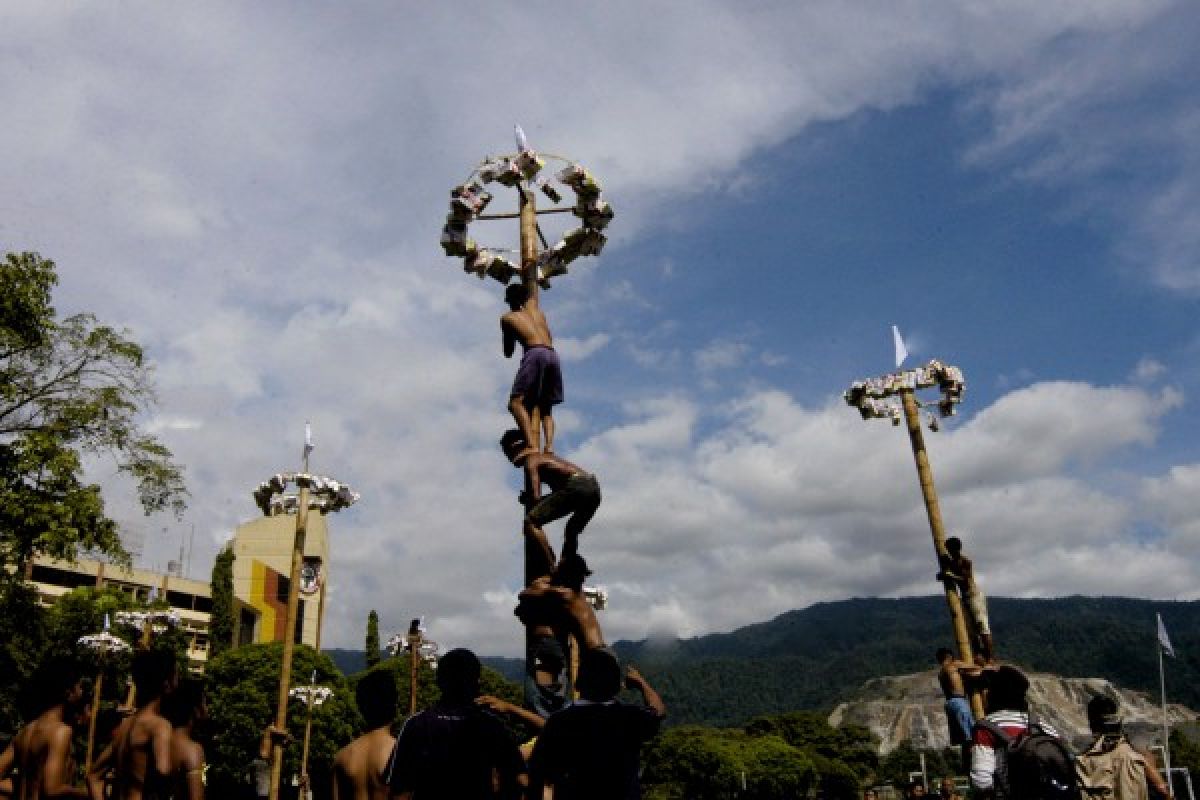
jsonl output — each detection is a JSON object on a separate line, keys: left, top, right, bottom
{"left": 31, "top": 657, "right": 82, "bottom": 713}
{"left": 985, "top": 665, "right": 1029, "bottom": 713}
{"left": 131, "top": 649, "right": 177, "bottom": 704}
{"left": 945, "top": 537, "right": 962, "bottom": 552}
{"left": 436, "top": 649, "right": 481, "bottom": 703}
{"left": 555, "top": 554, "right": 592, "bottom": 584}
{"left": 499, "top": 429, "right": 526, "bottom": 454}
{"left": 935, "top": 648, "right": 953, "bottom": 662}
{"left": 576, "top": 649, "right": 621, "bottom": 702}
{"left": 161, "top": 678, "right": 206, "bottom": 727}
{"left": 357, "top": 669, "right": 398, "bottom": 729}
{"left": 505, "top": 284, "right": 529, "bottom": 306}
{"left": 1087, "top": 694, "right": 1121, "bottom": 734}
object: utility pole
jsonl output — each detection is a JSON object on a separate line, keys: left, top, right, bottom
{"left": 845, "top": 356, "right": 984, "bottom": 718}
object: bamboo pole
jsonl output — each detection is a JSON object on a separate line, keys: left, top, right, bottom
{"left": 408, "top": 630, "right": 421, "bottom": 715}
{"left": 900, "top": 390, "right": 985, "bottom": 719}
{"left": 83, "top": 671, "right": 103, "bottom": 774}
{"left": 268, "top": 470, "right": 312, "bottom": 800}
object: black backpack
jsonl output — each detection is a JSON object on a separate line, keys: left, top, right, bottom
{"left": 977, "top": 713, "right": 1079, "bottom": 800}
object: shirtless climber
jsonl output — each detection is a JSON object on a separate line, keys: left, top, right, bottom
{"left": 937, "top": 536, "right": 994, "bottom": 662}
{"left": 515, "top": 554, "right": 606, "bottom": 655}
{"left": 502, "top": 283, "right": 562, "bottom": 454}
{"left": 501, "top": 430, "right": 602, "bottom": 576}
{"left": 936, "top": 648, "right": 988, "bottom": 747}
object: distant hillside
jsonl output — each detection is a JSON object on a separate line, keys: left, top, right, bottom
{"left": 326, "top": 596, "right": 1200, "bottom": 728}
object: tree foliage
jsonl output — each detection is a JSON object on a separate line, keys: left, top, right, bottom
{"left": 204, "top": 643, "right": 357, "bottom": 797}
{"left": 209, "top": 546, "right": 235, "bottom": 659}
{"left": 0, "top": 251, "right": 187, "bottom": 572}
{"left": 364, "top": 610, "right": 380, "bottom": 669}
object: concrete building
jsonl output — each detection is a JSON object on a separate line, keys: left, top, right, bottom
{"left": 229, "top": 512, "right": 329, "bottom": 650}
{"left": 27, "top": 556, "right": 213, "bottom": 672}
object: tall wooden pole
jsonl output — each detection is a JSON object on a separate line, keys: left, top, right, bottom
{"left": 84, "top": 670, "right": 103, "bottom": 774}
{"left": 407, "top": 629, "right": 422, "bottom": 715}
{"left": 900, "top": 390, "right": 985, "bottom": 719}
{"left": 268, "top": 461, "right": 312, "bottom": 800}
{"left": 299, "top": 699, "right": 315, "bottom": 797}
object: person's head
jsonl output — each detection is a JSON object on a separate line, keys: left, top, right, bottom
{"left": 357, "top": 669, "right": 399, "bottom": 730}
{"left": 131, "top": 649, "right": 178, "bottom": 706}
{"left": 504, "top": 283, "right": 529, "bottom": 310}
{"left": 864, "top": 790, "right": 878, "bottom": 800}
{"left": 553, "top": 554, "right": 592, "bottom": 589}
{"left": 985, "top": 665, "right": 1030, "bottom": 713}
{"left": 161, "top": 677, "right": 207, "bottom": 728}
{"left": 940, "top": 777, "right": 956, "bottom": 797}
{"left": 935, "top": 647, "right": 953, "bottom": 665}
{"left": 576, "top": 648, "right": 621, "bottom": 702}
{"left": 945, "top": 537, "right": 962, "bottom": 555}
{"left": 31, "top": 657, "right": 84, "bottom": 715}
{"left": 1087, "top": 694, "right": 1122, "bottom": 735}
{"left": 907, "top": 781, "right": 926, "bottom": 798}
{"left": 436, "top": 648, "right": 481, "bottom": 704}
{"left": 499, "top": 429, "right": 528, "bottom": 463}
{"left": 532, "top": 637, "right": 565, "bottom": 679}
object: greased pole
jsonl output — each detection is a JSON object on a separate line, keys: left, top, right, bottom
{"left": 268, "top": 454, "right": 311, "bottom": 800}
{"left": 900, "top": 389, "right": 985, "bottom": 719}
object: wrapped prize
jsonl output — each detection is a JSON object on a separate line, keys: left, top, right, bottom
{"left": 441, "top": 222, "right": 474, "bottom": 257}
{"left": 494, "top": 159, "right": 524, "bottom": 187}
{"left": 537, "top": 177, "right": 562, "bottom": 204}
{"left": 486, "top": 255, "right": 518, "bottom": 284}
{"left": 574, "top": 198, "right": 614, "bottom": 229}
{"left": 515, "top": 150, "right": 545, "bottom": 180}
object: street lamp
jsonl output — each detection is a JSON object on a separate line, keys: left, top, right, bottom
{"left": 843, "top": 358, "right": 983, "bottom": 717}
{"left": 387, "top": 619, "right": 439, "bottom": 715}
{"left": 254, "top": 448, "right": 359, "bottom": 800}
{"left": 77, "top": 616, "right": 132, "bottom": 774}
{"left": 289, "top": 675, "right": 333, "bottom": 799}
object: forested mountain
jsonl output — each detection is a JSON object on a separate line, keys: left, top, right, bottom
{"left": 327, "top": 595, "right": 1200, "bottom": 727}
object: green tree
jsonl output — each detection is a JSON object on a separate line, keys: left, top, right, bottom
{"left": 0, "top": 251, "right": 187, "bottom": 573}
{"left": 365, "top": 610, "right": 380, "bottom": 669}
{"left": 0, "top": 580, "right": 46, "bottom": 732}
{"left": 209, "top": 546, "right": 235, "bottom": 658}
{"left": 643, "top": 726, "right": 817, "bottom": 800}
{"left": 204, "top": 643, "right": 357, "bottom": 797}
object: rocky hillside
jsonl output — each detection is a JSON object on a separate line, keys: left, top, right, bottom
{"left": 829, "top": 670, "right": 1198, "bottom": 753}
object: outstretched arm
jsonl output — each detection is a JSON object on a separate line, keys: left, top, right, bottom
{"left": 625, "top": 667, "right": 666, "bottom": 718}
{"left": 86, "top": 742, "right": 115, "bottom": 800}
{"left": 502, "top": 317, "right": 517, "bottom": 359}
{"left": 0, "top": 740, "right": 14, "bottom": 783}
{"left": 476, "top": 695, "right": 545, "bottom": 731}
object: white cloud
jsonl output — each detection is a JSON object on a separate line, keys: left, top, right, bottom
{"left": 4, "top": 2, "right": 1198, "bottom": 656}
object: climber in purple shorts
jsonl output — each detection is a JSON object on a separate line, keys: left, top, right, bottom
{"left": 502, "top": 283, "right": 563, "bottom": 453}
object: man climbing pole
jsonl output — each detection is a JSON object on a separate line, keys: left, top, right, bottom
{"left": 502, "top": 282, "right": 563, "bottom": 455}
{"left": 937, "top": 536, "right": 994, "bottom": 662}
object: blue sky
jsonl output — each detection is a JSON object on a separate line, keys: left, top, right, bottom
{"left": 2, "top": 2, "right": 1199, "bottom": 654}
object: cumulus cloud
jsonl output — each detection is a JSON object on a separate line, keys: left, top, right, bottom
{"left": 2, "top": 2, "right": 1198, "bottom": 655}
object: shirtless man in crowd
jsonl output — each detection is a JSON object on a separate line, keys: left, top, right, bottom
{"left": 0, "top": 658, "right": 89, "bottom": 799}
{"left": 501, "top": 283, "right": 562, "bottom": 455}
{"left": 516, "top": 555, "right": 606, "bottom": 654}
{"left": 161, "top": 678, "right": 207, "bottom": 800}
{"left": 501, "top": 430, "right": 601, "bottom": 574}
{"left": 88, "top": 650, "right": 177, "bottom": 800}
{"left": 331, "top": 670, "right": 396, "bottom": 800}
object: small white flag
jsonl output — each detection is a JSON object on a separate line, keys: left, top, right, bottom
{"left": 892, "top": 325, "right": 909, "bottom": 368}
{"left": 1158, "top": 613, "right": 1175, "bottom": 657}
{"left": 303, "top": 421, "right": 314, "bottom": 460}
{"left": 514, "top": 124, "right": 529, "bottom": 152}
{"left": 103, "top": 613, "right": 110, "bottom": 631}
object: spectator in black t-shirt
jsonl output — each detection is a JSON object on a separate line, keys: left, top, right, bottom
{"left": 386, "top": 648, "right": 526, "bottom": 800}
{"left": 528, "top": 649, "right": 666, "bottom": 800}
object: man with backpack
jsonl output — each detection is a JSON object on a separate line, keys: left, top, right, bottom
{"left": 969, "top": 665, "right": 1077, "bottom": 800}
{"left": 1075, "top": 695, "right": 1169, "bottom": 800}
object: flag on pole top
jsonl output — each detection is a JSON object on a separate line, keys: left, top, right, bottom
{"left": 893, "top": 325, "right": 909, "bottom": 368}
{"left": 303, "top": 421, "right": 314, "bottom": 460}
{"left": 1158, "top": 613, "right": 1175, "bottom": 657}
{"left": 514, "top": 124, "right": 529, "bottom": 152}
